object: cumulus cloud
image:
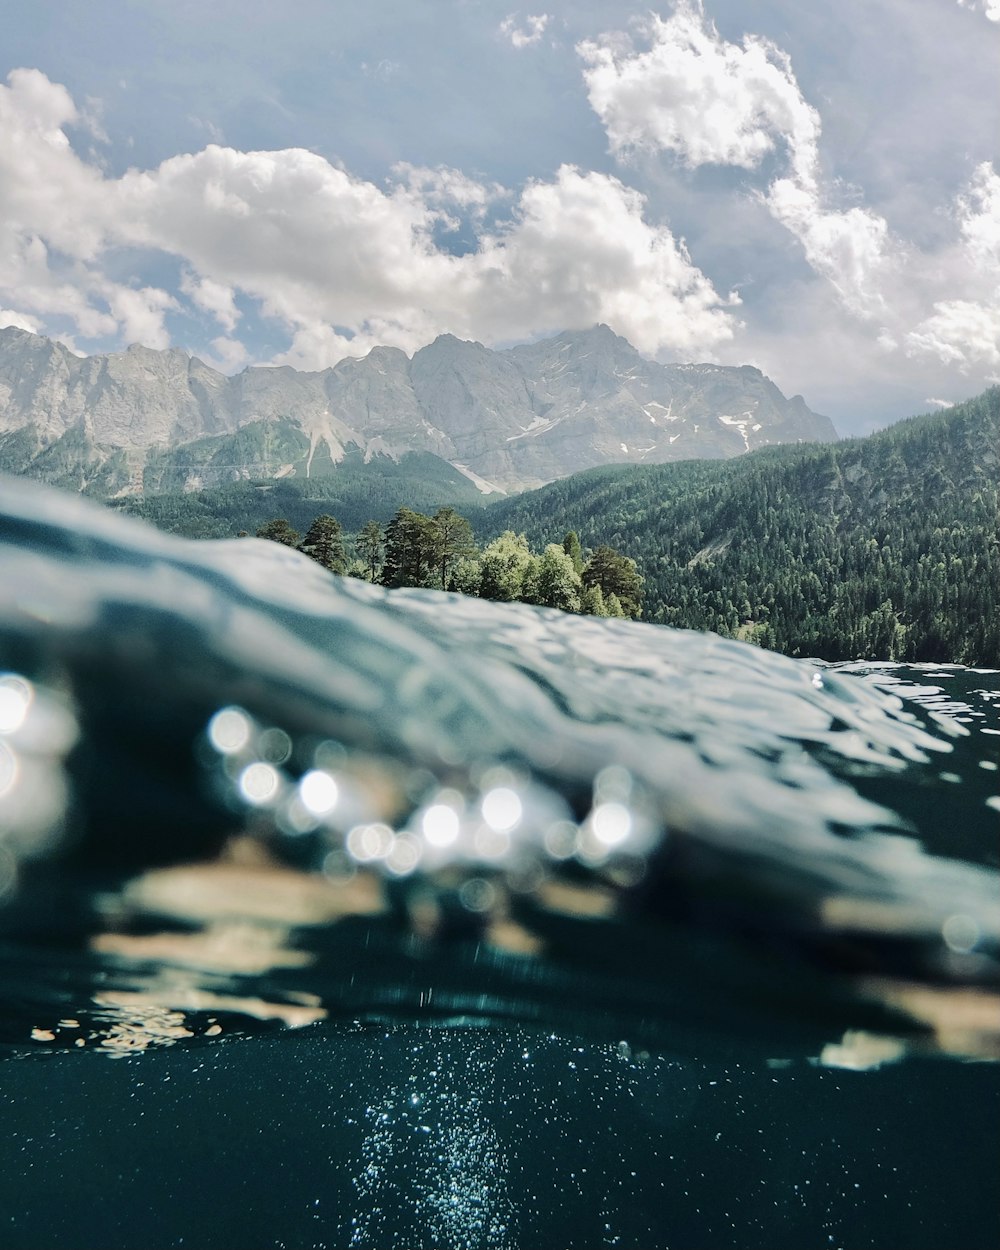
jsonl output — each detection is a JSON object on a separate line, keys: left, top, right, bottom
{"left": 578, "top": 4, "right": 895, "bottom": 319}
{"left": 906, "top": 301, "right": 1000, "bottom": 370}
{"left": 0, "top": 69, "right": 738, "bottom": 368}
{"left": 764, "top": 179, "right": 893, "bottom": 318}
{"left": 180, "top": 270, "right": 241, "bottom": 332}
{"left": 957, "top": 161, "right": 1000, "bottom": 269}
{"left": 392, "top": 163, "right": 506, "bottom": 222}
{"left": 904, "top": 162, "right": 1000, "bottom": 370}
{"left": 579, "top": 6, "right": 819, "bottom": 177}
{"left": 0, "top": 309, "right": 41, "bottom": 333}
{"left": 499, "top": 14, "right": 550, "bottom": 49}
{"left": 957, "top": 0, "right": 1000, "bottom": 22}
{"left": 0, "top": 68, "right": 174, "bottom": 347}
{"left": 207, "top": 336, "right": 250, "bottom": 372}
{"left": 473, "top": 165, "right": 739, "bottom": 357}
{"left": 578, "top": 3, "right": 1000, "bottom": 388}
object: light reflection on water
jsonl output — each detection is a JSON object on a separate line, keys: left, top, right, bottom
{"left": 0, "top": 475, "right": 997, "bottom": 1064}
{"left": 0, "top": 478, "right": 999, "bottom": 1248}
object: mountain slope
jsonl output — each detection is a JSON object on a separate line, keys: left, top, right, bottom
{"left": 480, "top": 389, "right": 1000, "bottom": 665}
{"left": 0, "top": 324, "right": 835, "bottom": 496}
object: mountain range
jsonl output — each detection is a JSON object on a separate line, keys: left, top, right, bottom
{"left": 0, "top": 324, "right": 835, "bottom": 497}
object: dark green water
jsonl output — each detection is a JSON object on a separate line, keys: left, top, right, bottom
{"left": 0, "top": 476, "right": 997, "bottom": 1248}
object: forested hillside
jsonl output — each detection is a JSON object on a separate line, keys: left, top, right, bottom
{"left": 108, "top": 449, "right": 485, "bottom": 537}
{"left": 480, "top": 389, "right": 1000, "bottom": 665}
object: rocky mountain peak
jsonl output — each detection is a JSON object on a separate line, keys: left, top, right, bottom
{"left": 0, "top": 326, "right": 836, "bottom": 497}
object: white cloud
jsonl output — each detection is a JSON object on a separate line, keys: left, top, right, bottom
{"left": 764, "top": 179, "right": 893, "bottom": 318}
{"left": 0, "top": 70, "right": 737, "bottom": 369}
{"left": 957, "top": 0, "right": 1000, "bottom": 22}
{"left": 957, "top": 161, "right": 1000, "bottom": 270}
{"left": 473, "top": 165, "right": 740, "bottom": 358}
{"left": 180, "top": 270, "right": 241, "bottom": 332}
{"left": 0, "top": 69, "right": 173, "bottom": 347}
{"left": 906, "top": 300, "right": 1000, "bottom": 369}
{"left": 578, "top": 4, "right": 895, "bottom": 320}
{"left": 904, "top": 162, "right": 1000, "bottom": 370}
{"left": 0, "top": 308, "right": 41, "bottom": 333}
{"left": 104, "top": 284, "right": 177, "bottom": 350}
{"left": 391, "top": 163, "right": 507, "bottom": 225}
{"left": 207, "top": 336, "right": 250, "bottom": 371}
{"left": 579, "top": 6, "right": 819, "bottom": 178}
{"left": 499, "top": 14, "right": 550, "bottom": 49}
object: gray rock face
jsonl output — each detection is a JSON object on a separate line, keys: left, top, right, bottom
{"left": 0, "top": 324, "right": 837, "bottom": 497}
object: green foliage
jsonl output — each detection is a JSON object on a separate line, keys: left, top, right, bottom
{"left": 581, "top": 545, "right": 644, "bottom": 618}
{"left": 256, "top": 518, "right": 300, "bottom": 547}
{"left": 533, "top": 544, "right": 583, "bottom": 612}
{"left": 298, "top": 514, "right": 346, "bottom": 573}
{"left": 563, "top": 530, "right": 583, "bottom": 574}
{"left": 478, "top": 532, "right": 535, "bottom": 602}
{"left": 382, "top": 507, "right": 439, "bottom": 588}
{"left": 108, "top": 449, "right": 484, "bottom": 538}
{"left": 480, "top": 388, "right": 1000, "bottom": 664}
{"left": 430, "top": 506, "right": 477, "bottom": 590}
{"left": 355, "top": 520, "right": 383, "bottom": 582}
{"left": 101, "top": 384, "right": 1000, "bottom": 664}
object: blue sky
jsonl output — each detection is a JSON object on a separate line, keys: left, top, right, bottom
{"left": 1, "top": 0, "right": 998, "bottom": 434}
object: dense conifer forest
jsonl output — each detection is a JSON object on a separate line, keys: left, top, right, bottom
{"left": 103, "top": 387, "right": 999, "bottom": 664}
{"left": 481, "top": 389, "right": 1000, "bottom": 664}
{"left": 107, "top": 449, "right": 484, "bottom": 537}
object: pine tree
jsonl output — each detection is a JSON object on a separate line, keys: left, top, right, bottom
{"left": 562, "top": 531, "right": 583, "bottom": 574}
{"left": 356, "top": 520, "right": 383, "bottom": 582}
{"left": 256, "top": 518, "right": 300, "bottom": 547}
{"left": 430, "top": 507, "right": 477, "bottom": 590}
{"left": 298, "top": 514, "right": 346, "bottom": 573}
{"left": 381, "top": 507, "right": 437, "bottom": 587}
{"left": 582, "top": 545, "right": 644, "bottom": 618}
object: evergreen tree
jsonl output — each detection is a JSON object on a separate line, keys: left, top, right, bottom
{"left": 580, "top": 583, "right": 607, "bottom": 616}
{"left": 381, "top": 507, "right": 437, "bottom": 587}
{"left": 356, "top": 519, "right": 383, "bottom": 582}
{"left": 256, "top": 518, "right": 300, "bottom": 547}
{"left": 430, "top": 507, "right": 477, "bottom": 590}
{"left": 582, "top": 545, "right": 644, "bottom": 618}
{"left": 562, "top": 530, "right": 583, "bottom": 574}
{"left": 298, "top": 514, "right": 346, "bottom": 573}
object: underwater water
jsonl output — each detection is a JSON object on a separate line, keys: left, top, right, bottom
{"left": 0, "top": 475, "right": 997, "bottom": 1249}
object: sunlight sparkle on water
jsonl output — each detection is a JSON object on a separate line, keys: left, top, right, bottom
{"left": 0, "top": 675, "right": 31, "bottom": 734}
{"left": 592, "top": 802, "right": 632, "bottom": 847}
{"left": 299, "top": 769, "right": 340, "bottom": 816}
{"left": 239, "top": 761, "right": 281, "bottom": 805}
{"left": 207, "top": 706, "right": 253, "bottom": 755}
{"left": 481, "top": 787, "right": 523, "bottom": 833}
{"left": 422, "top": 798, "right": 463, "bottom": 848}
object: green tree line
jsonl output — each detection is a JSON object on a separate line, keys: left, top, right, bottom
{"left": 254, "top": 506, "right": 644, "bottom": 619}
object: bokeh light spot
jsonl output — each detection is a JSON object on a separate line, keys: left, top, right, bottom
{"left": 299, "top": 769, "right": 339, "bottom": 816}
{"left": 0, "top": 674, "right": 32, "bottom": 735}
{"left": 238, "top": 762, "right": 280, "bottom": 805}
{"left": 208, "top": 707, "right": 252, "bottom": 755}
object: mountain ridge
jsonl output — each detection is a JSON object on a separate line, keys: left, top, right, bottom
{"left": 0, "top": 323, "right": 836, "bottom": 497}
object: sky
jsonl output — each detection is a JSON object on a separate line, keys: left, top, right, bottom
{"left": 0, "top": 0, "right": 998, "bottom": 435}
